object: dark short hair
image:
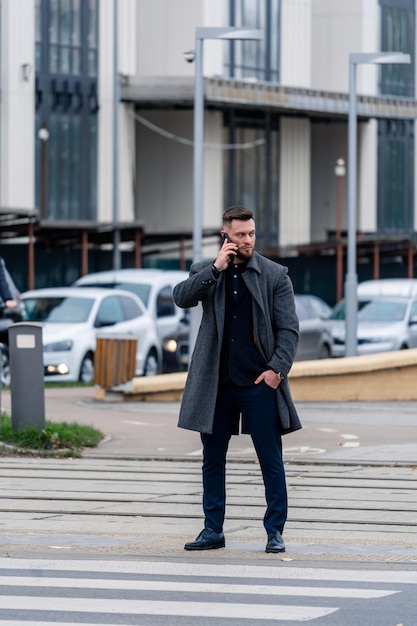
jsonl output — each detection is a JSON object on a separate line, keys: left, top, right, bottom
{"left": 223, "top": 206, "right": 254, "bottom": 225}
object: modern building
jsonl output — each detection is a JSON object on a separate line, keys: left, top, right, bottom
{"left": 0, "top": 0, "right": 416, "bottom": 303}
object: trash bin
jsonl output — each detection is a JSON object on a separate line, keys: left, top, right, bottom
{"left": 8, "top": 322, "right": 45, "bottom": 430}
{"left": 94, "top": 335, "right": 137, "bottom": 389}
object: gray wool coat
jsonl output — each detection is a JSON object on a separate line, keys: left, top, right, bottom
{"left": 173, "top": 252, "right": 302, "bottom": 436}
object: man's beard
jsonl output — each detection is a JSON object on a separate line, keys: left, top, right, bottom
{"left": 236, "top": 247, "right": 254, "bottom": 261}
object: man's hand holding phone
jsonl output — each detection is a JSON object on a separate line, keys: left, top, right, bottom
{"left": 213, "top": 233, "right": 238, "bottom": 272}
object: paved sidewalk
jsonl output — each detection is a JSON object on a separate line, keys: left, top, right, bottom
{"left": 1, "top": 386, "right": 417, "bottom": 563}
{"left": 0, "top": 456, "right": 416, "bottom": 564}
{"left": 3, "top": 385, "right": 417, "bottom": 465}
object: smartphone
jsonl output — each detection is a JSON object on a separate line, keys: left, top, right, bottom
{"left": 222, "top": 232, "right": 235, "bottom": 262}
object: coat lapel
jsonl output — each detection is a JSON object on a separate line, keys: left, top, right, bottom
{"left": 242, "top": 253, "right": 264, "bottom": 313}
{"left": 214, "top": 272, "right": 226, "bottom": 340}
{"left": 242, "top": 253, "right": 271, "bottom": 361}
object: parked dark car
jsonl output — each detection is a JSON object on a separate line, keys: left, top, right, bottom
{"left": 161, "top": 312, "right": 189, "bottom": 373}
{"left": 160, "top": 295, "right": 333, "bottom": 371}
{"left": 294, "top": 294, "right": 333, "bottom": 361}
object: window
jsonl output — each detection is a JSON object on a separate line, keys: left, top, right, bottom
{"left": 156, "top": 287, "right": 175, "bottom": 318}
{"left": 48, "top": 0, "right": 82, "bottom": 75}
{"left": 35, "top": 0, "right": 98, "bottom": 221}
{"left": 121, "top": 295, "right": 143, "bottom": 321}
{"left": 24, "top": 296, "right": 94, "bottom": 322}
{"left": 358, "top": 300, "right": 407, "bottom": 322}
{"left": 224, "top": 2, "right": 281, "bottom": 250}
{"left": 377, "top": 119, "right": 414, "bottom": 234}
{"left": 380, "top": 0, "right": 415, "bottom": 97}
{"left": 95, "top": 296, "right": 124, "bottom": 326}
{"left": 224, "top": 110, "right": 279, "bottom": 251}
{"left": 294, "top": 299, "right": 309, "bottom": 322}
{"left": 225, "top": 0, "right": 280, "bottom": 81}
{"left": 378, "top": 1, "right": 415, "bottom": 235}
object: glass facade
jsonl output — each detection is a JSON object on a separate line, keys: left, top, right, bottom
{"left": 378, "top": 0, "right": 415, "bottom": 235}
{"left": 380, "top": 0, "right": 415, "bottom": 97}
{"left": 225, "top": 0, "right": 280, "bottom": 81}
{"left": 377, "top": 119, "right": 414, "bottom": 234}
{"left": 224, "top": 111, "right": 279, "bottom": 251}
{"left": 35, "top": 0, "right": 98, "bottom": 221}
{"left": 224, "top": 1, "right": 281, "bottom": 250}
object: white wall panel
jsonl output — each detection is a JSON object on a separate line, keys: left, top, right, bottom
{"left": 0, "top": 0, "right": 35, "bottom": 210}
{"left": 312, "top": 0, "right": 379, "bottom": 94}
{"left": 136, "top": 110, "right": 193, "bottom": 233}
{"left": 136, "top": 0, "right": 227, "bottom": 79}
{"left": 136, "top": 0, "right": 204, "bottom": 77}
{"left": 136, "top": 109, "right": 223, "bottom": 256}
{"left": 202, "top": 111, "right": 224, "bottom": 259}
{"left": 97, "top": 0, "right": 114, "bottom": 222}
{"left": 118, "top": 104, "right": 135, "bottom": 222}
{"left": 281, "top": 0, "right": 312, "bottom": 88}
{"left": 279, "top": 118, "right": 311, "bottom": 246}
{"left": 359, "top": 119, "right": 377, "bottom": 232}
{"left": 415, "top": 119, "right": 417, "bottom": 231}
{"left": 119, "top": 0, "right": 137, "bottom": 76}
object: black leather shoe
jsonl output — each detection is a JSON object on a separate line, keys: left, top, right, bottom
{"left": 184, "top": 528, "right": 225, "bottom": 551}
{"left": 265, "top": 531, "right": 286, "bottom": 553}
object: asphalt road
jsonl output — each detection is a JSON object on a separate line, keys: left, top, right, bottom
{"left": 1, "top": 557, "right": 416, "bottom": 626}
{"left": 1, "top": 386, "right": 417, "bottom": 625}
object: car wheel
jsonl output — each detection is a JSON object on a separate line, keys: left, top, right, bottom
{"left": 400, "top": 344, "right": 409, "bottom": 350}
{"left": 318, "top": 344, "right": 331, "bottom": 359}
{"left": 143, "top": 350, "right": 159, "bottom": 376}
{"left": 79, "top": 353, "right": 94, "bottom": 383}
{"left": 0, "top": 347, "right": 11, "bottom": 386}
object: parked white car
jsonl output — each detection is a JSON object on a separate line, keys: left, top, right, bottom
{"left": 73, "top": 269, "right": 189, "bottom": 342}
{"left": 21, "top": 287, "right": 162, "bottom": 382}
{"left": 329, "top": 279, "right": 417, "bottom": 357}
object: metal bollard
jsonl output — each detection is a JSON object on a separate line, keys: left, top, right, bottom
{"left": 8, "top": 323, "right": 45, "bottom": 430}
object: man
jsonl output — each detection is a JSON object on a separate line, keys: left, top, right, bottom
{"left": 173, "top": 206, "right": 301, "bottom": 554}
{"left": 0, "top": 257, "right": 17, "bottom": 312}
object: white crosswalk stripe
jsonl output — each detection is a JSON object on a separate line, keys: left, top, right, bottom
{"left": 0, "top": 558, "right": 403, "bottom": 624}
{"left": 0, "top": 575, "right": 396, "bottom": 598}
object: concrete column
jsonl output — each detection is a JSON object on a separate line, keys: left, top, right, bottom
{"left": 358, "top": 119, "right": 378, "bottom": 232}
{"left": 0, "top": 0, "right": 35, "bottom": 210}
{"left": 280, "top": 0, "right": 312, "bottom": 88}
{"left": 98, "top": 0, "right": 137, "bottom": 223}
{"left": 279, "top": 118, "right": 311, "bottom": 246}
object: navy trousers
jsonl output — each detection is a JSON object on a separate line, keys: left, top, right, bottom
{"left": 201, "top": 381, "right": 287, "bottom": 535}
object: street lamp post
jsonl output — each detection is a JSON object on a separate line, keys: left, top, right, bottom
{"left": 188, "top": 26, "right": 263, "bottom": 351}
{"left": 345, "top": 52, "right": 411, "bottom": 357}
{"left": 334, "top": 157, "right": 345, "bottom": 304}
{"left": 112, "top": 0, "right": 121, "bottom": 270}
{"left": 39, "top": 124, "right": 50, "bottom": 222}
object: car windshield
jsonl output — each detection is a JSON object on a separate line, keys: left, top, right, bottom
{"left": 23, "top": 296, "right": 94, "bottom": 323}
{"left": 358, "top": 300, "right": 407, "bottom": 322}
{"left": 78, "top": 281, "right": 151, "bottom": 308}
{"left": 329, "top": 300, "right": 371, "bottom": 320}
{"left": 329, "top": 299, "right": 407, "bottom": 322}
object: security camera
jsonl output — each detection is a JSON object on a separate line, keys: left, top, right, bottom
{"left": 183, "top": 49, "right": 196, "bottom": 63}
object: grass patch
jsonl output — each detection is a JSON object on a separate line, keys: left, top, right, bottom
{"left": 0, "top": 413, "right": 104, "bottom": 457}
{"left": 44, "top": 381, "right": 95, "bottom": 388}
{"left": 2, "top": 382, "right": 95, "bottom": 391}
